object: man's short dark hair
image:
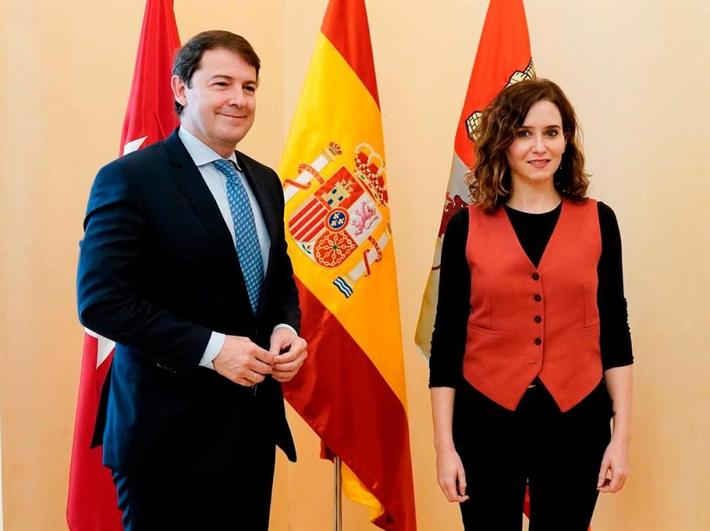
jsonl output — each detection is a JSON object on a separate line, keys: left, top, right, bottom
{"left": 172, "top": 30, "right": 261, "bottom": 115}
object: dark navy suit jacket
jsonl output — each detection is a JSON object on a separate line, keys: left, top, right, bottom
{"left": 77, "top": 130, "right": 300, "bottom": 476}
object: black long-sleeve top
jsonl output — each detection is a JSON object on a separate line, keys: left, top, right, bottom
{"left": 429, "top": 201, "right": 633, "bottom": 389}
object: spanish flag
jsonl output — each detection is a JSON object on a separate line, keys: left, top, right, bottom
{"left": 415, "top": 0, "right": 535, "bottom": 356}
{"left": 279, "top": 0, "right": 416, "bottom": 529}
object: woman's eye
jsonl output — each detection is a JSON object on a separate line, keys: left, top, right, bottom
{"left": 516, "top": 130, "right": 530, "bottom": 137}
{"left": 545, "top": 130, "right": 559, "bottom": 137}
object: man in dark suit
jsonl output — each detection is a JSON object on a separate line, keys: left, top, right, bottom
{"left": 77, "top": 30, "right": 307, "bottom": 531}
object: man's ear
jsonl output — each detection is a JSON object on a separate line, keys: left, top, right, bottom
{"left": 171, "top": 75, "right": 187, "bottom": 108}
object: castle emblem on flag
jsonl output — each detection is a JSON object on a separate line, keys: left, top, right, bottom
{"left": 465, "top": 59, "right": 536, "bottom": 141}
{"left": 284, "top": 142, "right": 392, "bottom": 298}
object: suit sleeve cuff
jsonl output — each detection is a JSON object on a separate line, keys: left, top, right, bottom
{"left": 273, "top": 323, "right": 297, "bottom": 336}
{"left": 199, "top": 332, "right": 225, "bottom": 370}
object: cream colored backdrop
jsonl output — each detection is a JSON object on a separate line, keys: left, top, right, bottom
{"left": 1, "top": 1, "right": 708, "bottom": 530}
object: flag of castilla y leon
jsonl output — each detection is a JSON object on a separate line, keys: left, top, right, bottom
{"left": 279, "top": 0, "right": 416, "bottom": 529}
{"left": 66, "top": 1, "right": 180, "bottom": 530}
{"left": 415, "top": 0, "right": 535, "bottom": 357}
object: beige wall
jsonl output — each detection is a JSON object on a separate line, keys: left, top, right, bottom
{"left": 1, "top": 1, "right": 708, "bottom": 530}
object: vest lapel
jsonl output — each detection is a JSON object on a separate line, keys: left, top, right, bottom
{"left": 537, "top": 199, "right": 576, "bottom": 271}
{"left": 499, "top": 200, "right": 568, "bottom": 270}
{"left": 537, "top": 199, "right": 568, "bottom": 270}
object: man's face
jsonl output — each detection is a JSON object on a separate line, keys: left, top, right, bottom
{"left": 171, "top": 47, "right": 257, "bottom": 157}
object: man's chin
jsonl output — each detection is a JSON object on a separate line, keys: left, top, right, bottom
{"left": 221, "top": 128, "right": 252, "bottom": 146}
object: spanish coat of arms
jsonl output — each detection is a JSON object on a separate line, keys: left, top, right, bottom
{"left": 283, "top": 142, "right": 391, "bottom": 298}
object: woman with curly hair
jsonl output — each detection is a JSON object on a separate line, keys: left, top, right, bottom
{"left": 429, "top": 79, "right": 633, "bottom": 530}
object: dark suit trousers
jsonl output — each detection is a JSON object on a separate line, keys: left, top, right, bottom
{"left": 112, "top": 392, "right": 276, "bottom": 531}
{"left": 454, "top": 381, "right": 612, "bottom": 531}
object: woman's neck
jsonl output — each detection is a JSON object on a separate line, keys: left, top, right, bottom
{"left": 507, "top": 182, "right": 561, "bottom": 213}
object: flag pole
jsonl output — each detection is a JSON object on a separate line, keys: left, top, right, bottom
{"left": 334, "top": 456, "right": 343, "bottom": 531}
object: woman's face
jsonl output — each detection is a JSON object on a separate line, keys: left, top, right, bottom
{"left": 506, "top": 100, "right": 566, "bottom": 187}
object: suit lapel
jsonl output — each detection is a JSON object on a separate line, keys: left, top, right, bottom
{"left": 237, "top": 153, "right": 288, "bottom": 322}
{"left": 164, "top": 132, "right": 238, "bottom": 265}
{"left": 164, "top": 132, "right": 257, "bottom": 321}
{"left": 163, "top": 132, "right": 278, "bottom": 321}
{"left": 165, "top": 130, "right": 260, "bottom": 314}
{"left": 237, "top": 152, "right": 279, "bottom": 284}
{"left": 237, "top": 154, "right": 277, "bottom": 237}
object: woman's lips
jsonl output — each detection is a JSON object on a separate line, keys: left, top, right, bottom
{"left": 528, "top": 159, "right": 550, "bottom": 168}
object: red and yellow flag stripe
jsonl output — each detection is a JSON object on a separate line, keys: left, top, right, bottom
{"left": 280, "top": 1, "right": 416, "bottom": 529}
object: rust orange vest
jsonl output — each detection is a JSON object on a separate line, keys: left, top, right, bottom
{"left": 464, "top": 198, "right": 602, "bottom": 412}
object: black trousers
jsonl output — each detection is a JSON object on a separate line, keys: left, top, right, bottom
{"left": 453, "top": 381, "right": 612, "bottom": 531}
{"left": 111, "top": 396, "right": 277, "bottom": 531}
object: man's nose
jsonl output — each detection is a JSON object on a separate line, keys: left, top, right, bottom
{"left": 229, "top": 88, "right": 246, "bottom": 107}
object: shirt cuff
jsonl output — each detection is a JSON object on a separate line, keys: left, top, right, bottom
{"left": 199, "top": 332, "right": 226, "bottom": 370}
{"left": 273, "top": 323, "right": 297, "bottom": 336}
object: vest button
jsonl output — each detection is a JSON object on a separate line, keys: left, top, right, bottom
{"left": 532, "top": 272, "right": 540, "bottom": 280}
{"left": 534, "top": 294, "right": 542, "bottom": 302}
{"left": 534, "top": 315, "right": 542, "bottom": 323}
{"left": 534, "top": 337, "right": 542, "bottom": 345}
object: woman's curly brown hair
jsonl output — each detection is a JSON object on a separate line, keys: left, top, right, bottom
{"left": 467, "top": 79, "right": 589, "bottom": 212}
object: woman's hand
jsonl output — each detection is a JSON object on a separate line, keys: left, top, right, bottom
{"left": 600, "top": 365, "right": 633, "bottom": 493}
{"left": 436, "top": 445, "right": 470, "bottom": 503}
{"left": 597, "top": 437, "right": 629, "bottom": 493}
{"left": 431, "top": 387, "right": 468, "bottom": 503}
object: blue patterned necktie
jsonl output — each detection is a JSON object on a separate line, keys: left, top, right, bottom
{"left": 213, "top": 159, "right": 264, "bottom": 313}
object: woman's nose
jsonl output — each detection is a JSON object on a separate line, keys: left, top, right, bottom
{"left": 532, "top": 134, "right": 546, "bottom": 152}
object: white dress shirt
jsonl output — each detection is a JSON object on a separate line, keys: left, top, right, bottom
{"left": 177, "top": 127, "right": 293, "bottom": 369}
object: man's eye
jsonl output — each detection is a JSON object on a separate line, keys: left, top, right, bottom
{"left": 244, "top": 85, "right": 256, "bottom": 93}
{"left": 213, "top": 82, "right": 228, "bottom": 87}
